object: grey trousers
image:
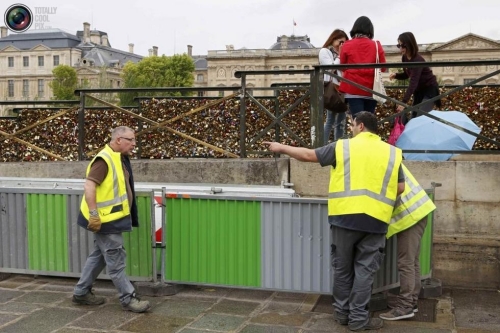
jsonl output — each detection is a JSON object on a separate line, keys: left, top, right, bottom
{"left": 395, "top": 218, "right": 428, "bottom": 309}
{"left": 330, "top": 225, "right": 386, "bottom": 329}
{"left": 74, "top": 233, "right": 135, "bottom": 306}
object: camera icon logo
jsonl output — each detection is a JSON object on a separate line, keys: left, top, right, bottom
{"left": 4, "top": 4, "right": 33, "bottom": 33}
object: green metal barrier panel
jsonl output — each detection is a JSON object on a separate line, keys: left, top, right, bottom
{"left": 123, "top": 195, "right": 153, "bottom": 278}
{"left": 27, "top": 194, "right": 69, "bottom": 272}
{"left": 166, "top": 197, "right": 261, "bottom": 287}
{"left": 419, "top": 192, "right": 435, "bottom": 277}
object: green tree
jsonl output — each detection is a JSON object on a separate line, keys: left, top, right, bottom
{"left": 49, "top": 65, "right": 78, "bottom": 100}
{"left": 119, "top": 54, "right": 195, "bottom": 105}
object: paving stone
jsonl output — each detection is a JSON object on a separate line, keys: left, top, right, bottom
{"left": 178, "top": 329, "right": 214, "bottom": 333}
{"left": 54, "top": 329, "right": 104, "bottom": 333}
{"left": 226, "top": 289, "right": 274, "bottom": 301}
{"left": 190, "top": 313, "right": 246, "bottom": 331}
{"left": 119, "top": 315, "right": 192, "bottom": 333}
{"left": 304, "top": 314, "right": 347, "bottom": 332}
{"left": 264, "top": 299, "right": 303, "bottom": 313}
{"left": 69, "top": 304, "right": 139, "bottom": 330}
{"left": 0, "top": 307, "right": 85, "bottom": 333}
{"left": 14, "top": 291, "right": 68, "bottom": 304}
{"left": 151, "top": 298, "right": 213, "bottom": 318}
{"left": 0, "top": 276, "right": 33, "bottom": 289}
{"left": 209, "top": 299, "right": 260, "bottom": 316}
{"left": 0, "top": 289, "right": 25, "bottom": 303}
{"left": 0, "top": 302, "right": 42, "bottom": 314}
{"left": 275, "top": 292, "right": 307, "bottom": 300}
{"left": 251, "top": 312, "right": 311, "bottom": 327}
{"left": 19, "top": 280, "right": 50, "bottom": 290}
{"left": 0, "top": 313, "right": 20, "bottom": 327}
{"left": 176, "top": 285, "right": 231, "bottom": 299}
{"left": 240, "top": 324, "right": 300, "bottom": 333}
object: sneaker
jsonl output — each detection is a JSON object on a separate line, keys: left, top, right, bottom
{"left": 335, "top": 312, "right": 348, "bottom": 325}
{"left": 379, "top": 307, "right": 414, "bottom": 321}
{"left": 72, "top": 290, "right": 105, "bottom": 305}
{"left": 413, "top": 304, "right": 418, "bottom": 313}
{"left": 122, "top": 296, "right": 151, "bottom": 313}
{"left": 349, "top": 318, "right": 384, "bottom": 331}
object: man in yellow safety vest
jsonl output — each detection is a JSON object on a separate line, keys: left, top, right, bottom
{"left": 265, "top": 111, "right": 405, "bottom": 331}
{"left": 379, "top": 164, "right": 436, "bottom": 321}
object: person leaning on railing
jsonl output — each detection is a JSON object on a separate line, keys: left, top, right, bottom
{"left": 389, "top": 32, "right": 441, "bottom": 124}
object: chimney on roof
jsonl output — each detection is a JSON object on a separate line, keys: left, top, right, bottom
{"left": 83, "top": 22, "right": 90, "bottom": 43}
{"left": 101, "top": 34, "right": 109, "bottom": 46}
{"left": 187, "top": 45, "right": 192, "bottom": 57}
{"left": 152, "top": 46, "right": 158, "bottom": 56}
{"left": 128, "top": 43, "right": 134, "bottom": 54}
{"left": 0, "top": 26, "right": 7, "bottom": 38}
{"left": 90, "top": 30, "right": 100, "bottom": 44}
{"left": 280, "top": 35, "right": 288, "bottom": 49}
{"left": 226, "top": 44, "right": 234, "bottom": 51}
{"left": 148, "top": 48, "right": 153, "bottom": 57}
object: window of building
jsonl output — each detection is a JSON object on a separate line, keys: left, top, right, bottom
{"left": 8, "top": 57, "right": 14, "bottom": 67}
{"left": 464, "top": 78, "right": 475, "bottom": 85}
{"left": 197, "top": 74, "right": 204, "bottom": 82}
{"left": 38, "top": 79, "right": 44, "bottom": 97}
{"left": 38, "top": 56, "right": 44, "bottom": 67}
{"left": 117, "top": 81, "right": 121, "bottom": 87}
{"left": 23, "top": 56, "right": 29, "bottom": 67}
{"left": 273, "top": 66, "right": 280, "bottom": 76}
{"left": 197, "top": 91, "right": 204, "bottom": 97}
{"left": 53, "top": 55, "right": 59, "bottom": 66}
{"left": 8, "top": 80, "right": 14, "bottom": 97}
{"left": 288, "top": 66, "right": 295, "bottom": 75}
{"left": 23, "top": 80, "right": 29, "bottom": 98}
{"left": 304, "top": 65, "right": 310, "bottom": 70}
{"left": 218, "top": 91, "right": 224, "bottom": 97}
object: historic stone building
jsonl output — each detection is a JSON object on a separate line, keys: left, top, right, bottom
{"left": 192, "top": 33, "right": 500, "bottom": 97}
{"left": 0, "top": 23, "right": 144, "bottom": 114}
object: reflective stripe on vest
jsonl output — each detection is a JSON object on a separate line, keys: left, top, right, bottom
{"left": 328, "top": 140, "right": 398, "bottom": 207}
{"left": 95, "top": 150, "right": 128, "bottom": 209}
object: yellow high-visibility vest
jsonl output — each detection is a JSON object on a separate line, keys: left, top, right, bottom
{"left": 387, "top": 164, "right": 436, "bottom": 238}
{"left": 80, "top": 145, "right": 130, "bottom": 223}
{"left": 328, "top": 132, "right": 402, "bottom": 223}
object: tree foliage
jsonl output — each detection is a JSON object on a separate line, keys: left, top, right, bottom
{"left": 119, "top": 54, "right": 195, "bottom": 105}
{"left": 49, "top": 65, "right": 78, "bottom": 100}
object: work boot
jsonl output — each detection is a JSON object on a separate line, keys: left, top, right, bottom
{"left": 122, "top": 296, "right": 151, "bottom": 313}
{"left": 379, "top": 307, "right": 414, "bottom": 321}
{"left": 72, "top": 290, "right": 105, "bottom": 305}
{"left": 334, "top": 312, "right": 348, "bottom": 325}
{"left": 349, "top": 318, "right": 384, "bottom": 331}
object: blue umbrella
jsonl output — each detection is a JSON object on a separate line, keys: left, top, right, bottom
{"left": 395, "top": 110, "right": 481, "bottom": 161}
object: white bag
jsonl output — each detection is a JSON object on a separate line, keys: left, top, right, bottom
{"left": 373, "top": 41, "right": 387, "bottom": 104}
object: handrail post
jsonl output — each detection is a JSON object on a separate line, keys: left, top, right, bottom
{"left": 310, "top": 67, "right": 324, "bottom": 148}
{"left": 78, "top": 92, "right": 86, "bottom": 161}
{"left": 239, "top": 74, "right": 247, "bottom": 158}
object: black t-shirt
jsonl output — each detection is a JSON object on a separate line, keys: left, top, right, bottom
{"left": 315, "top": 141, "right": 404, "bottom": 234}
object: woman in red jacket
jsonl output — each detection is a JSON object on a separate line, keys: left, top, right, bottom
{"left": 339, "top": 16, "right": 386, "bottom": 117}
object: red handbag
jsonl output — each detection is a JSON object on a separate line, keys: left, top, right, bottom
{"left": 388, "top": 117, "right": 405, "bottom": 146}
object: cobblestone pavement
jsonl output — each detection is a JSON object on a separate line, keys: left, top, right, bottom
{"left": 0, "top": 274, "right": 499, "bottom": 333}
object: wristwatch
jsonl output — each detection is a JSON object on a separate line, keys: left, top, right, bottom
{"left": 89, "top": 209, "right": 99, "bottom": 217}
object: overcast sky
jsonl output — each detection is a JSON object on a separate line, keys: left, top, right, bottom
{"left": 4, "top": 0, "right": 499, "bottom": 57}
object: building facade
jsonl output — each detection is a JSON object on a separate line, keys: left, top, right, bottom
{"left": 0, "top": 23, "right": 144, "bottom": 114}
{"left": 192, "top": 33, "right": 500, "bottom": 97}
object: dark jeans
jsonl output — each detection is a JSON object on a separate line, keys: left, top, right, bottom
{"left": 330, "top": 225, "right": 386, "bottom": 330}
{"left": 346, "top": 98, "right": 378, "bottom": 118}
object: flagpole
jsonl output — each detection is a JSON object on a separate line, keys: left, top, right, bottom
{"left": 292, "top": 18, "right": 295, "bottom": 35}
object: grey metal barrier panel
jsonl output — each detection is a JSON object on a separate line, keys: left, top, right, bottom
{"left": 261, "top": 198, "right": 400, "bottom": 294}
{"left": 162, "top": 194, "right": 408, "bottom": 294}
{"left": 0, "top": 192, "right": 28, "bottom": 273}
{"left": 0, "top": 187, "right": 155, "bottom": 281}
